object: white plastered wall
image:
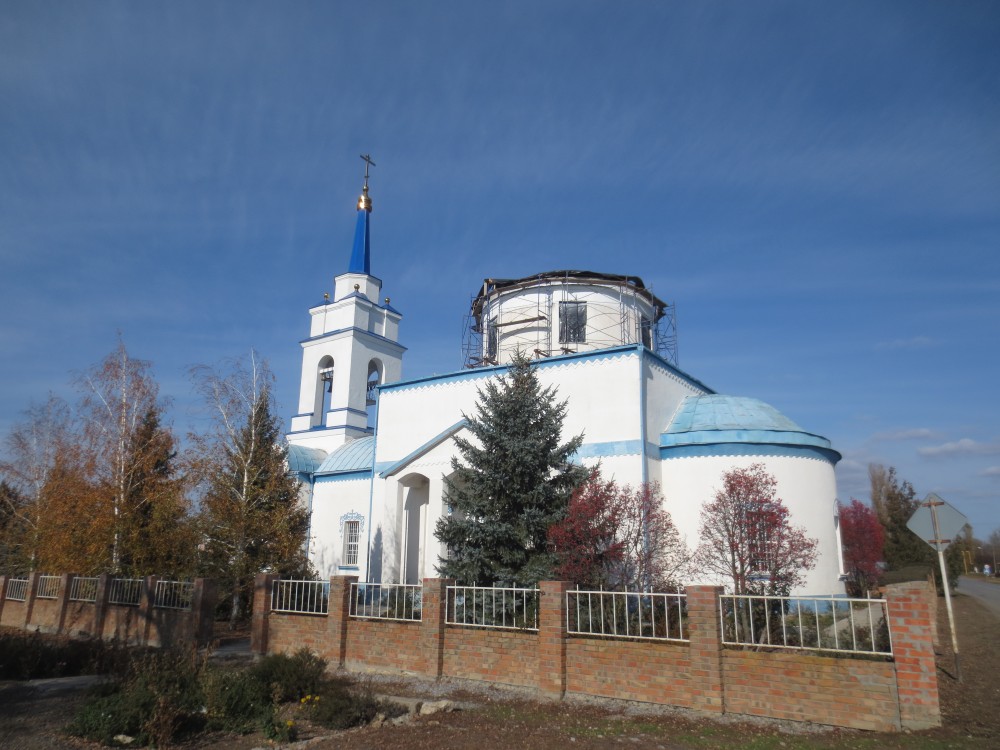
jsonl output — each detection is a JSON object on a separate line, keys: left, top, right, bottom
{"left": 657, "top": 453, "right": 843, "bottom": 595}
{"left": 308, "top": 476, "right": 373, "bottom": 579}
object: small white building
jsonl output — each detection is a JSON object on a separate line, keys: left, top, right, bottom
{"left": 287, "top": 176, "right": 846, "bottom": 595}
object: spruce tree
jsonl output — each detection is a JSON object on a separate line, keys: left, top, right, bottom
{"left": 869, "top": 464, "right": 933, "bottom": 571}
{"left": 193, "top": 355, "right": 310, "bottom": 627}
{"left": 435, "top": 352, "right": 586, "bottom": 585}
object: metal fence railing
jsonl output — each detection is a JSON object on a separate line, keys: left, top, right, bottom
{"left": 271, "top": 579, "right": 330, "bottom": 614}
{"left": 36, "top": 575, "right": 62, "bottom": 599}
{"left": 70, "top": 577, "right": 100, "bottom": 602}
{"left": 447, "top": 584, "right": 539, "bottom": 631}
{"left": 350, "top": 583, "right": 422, "bottom": 622}
{"left": 720, "top": 594, "right": 892, "bottom": 656}
{"left": 108, "top": 578, "right": 143, "bottom": 606}
{"left": 5, "top": 577, "right": 29, "bottom": 602}
{"left": 154, "top": 580, "right": 194, "bottom": 610}
{"left": 567, "top": 588, "right": 688, "bottom": 641}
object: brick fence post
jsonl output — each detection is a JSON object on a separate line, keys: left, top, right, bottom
{"left": 686, "top": 585, "right": 725, "bottom": 714}
{"left": 94, "top": 574, "right": 112, "bottom": 640}
{"left": 538, "top": 580, "right": 570, "bottom": 697}
{"left": 54, "top": 573, "right": 74, "bottom": 635}
{"left": 0, "top": 575, "right": 8, "bottom": 624}
{"left": 420, "top": 577, "right": 453, "bottom": 679}
{"left": 23, "top": 571, "right": 40, "bottom": 629}
{"left": 191, "top": 578, "right": 219, "bottom": 647}
{"left": 251, "top": 573, "right": 278, "bottom": 655}
{"left": 328, "top": 576, "right": 356, "bottom": 667}
{"left": 886, "top": 581, "right": 941, "bottom": 730}
{"left": 140, "top": 575, "right": 158, "bottom": 646}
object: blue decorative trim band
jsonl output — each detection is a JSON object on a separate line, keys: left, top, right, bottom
{"left": 327, "top": 407, "right": 369, "bottom": 417}
{"left": 572, "top": 440, "right": 644, "bottom": 458}
{"left": 315, "top": 470, "right": 373, "bottom": 483}
{"left": 659, "top": 443, "right": 841, "bottom": 465}
{"left": 379, "top": 344, "right": 713, "bottom": 396}
{"left": 660, "top": 429, "right": 834, "bottom": 451}
{"left": 287, "top": 425, "right": 372, "bottom": 437}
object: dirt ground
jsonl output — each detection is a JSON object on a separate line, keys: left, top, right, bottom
{"left": 1, "top": 591, "right": 997, "bottom": 750}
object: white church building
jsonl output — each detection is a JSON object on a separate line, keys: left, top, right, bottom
{"left": 286, "top": 172, "right": 846, "bottom": 595}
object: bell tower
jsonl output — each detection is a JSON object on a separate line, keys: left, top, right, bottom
{"left": 288, "top": 155, "right": 405, "bottom": 452}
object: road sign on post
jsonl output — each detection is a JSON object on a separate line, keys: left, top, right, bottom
{"left": 907, "top": 493, "right": 968, "bottom": 682}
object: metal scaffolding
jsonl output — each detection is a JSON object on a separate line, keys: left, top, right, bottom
{"left": 461, "top": 271, "right": 678, "bottom": 369}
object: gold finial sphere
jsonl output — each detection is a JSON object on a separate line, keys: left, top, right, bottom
{"left": 357, "top": 187, "right": 372, "bottom": 211}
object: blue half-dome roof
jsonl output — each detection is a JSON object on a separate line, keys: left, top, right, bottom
{"left": 661, "top": 395, "right": 840, "bottom": 463}
{"left": 316, "top": 436, "right": 376, "bottom": 475}
{"left": 286, "top": 445, "right": 327, "bottom": 475}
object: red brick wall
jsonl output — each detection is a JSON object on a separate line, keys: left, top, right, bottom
{"left": 62, "top": 601, "right": 99, "bottom": 638}
{"left": 567, "top": 637, "right": 695, "bottom": 707}
{"left": 0, "top": 598, "right": 27, "bottom": 628}
{"left": 268, "top": 613, "right": 331, "bottom": 659}
{"left": 345, "top": 618, "right": 425, "bottom": 674}
{"left": 722, "top": 650, "right": 898, "bottom": 731}
{"left": 254, "top": 577, "right": 940, "bottom": 733}
{"left": 443, "top": 625, "right": 538, "bottom": 689}
{"left": 101, "top": 604, "right": 146, "bottom": 644}
{"left": 27, "top": 597, "right": 61, "bottom": 633}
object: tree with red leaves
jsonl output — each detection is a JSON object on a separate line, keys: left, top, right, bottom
{"left": 838, "top": 498, "right": 884, "bottom": 596}
{"left": 695, "top": 464, "right": 818, "bottom": 595}
{"left": 548, "top": 470, "right": 689, "bottom": 590}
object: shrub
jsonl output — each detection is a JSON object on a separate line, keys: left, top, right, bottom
{"left": 299, "top": 678, "right": 380, "bottom": 730}
{"left": 67, "top": 647, "right": 205, "bottom": 747}
{"left": 201, "top": 667, "right": 275, "bottom": 734}
{"left": 251, "top": 648, "right": 327, "bottom": 702}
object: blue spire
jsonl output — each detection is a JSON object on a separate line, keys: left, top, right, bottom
{"left": 348, "top": 154, "right": 375, "bottom": 275}
{"left": 348, "top": 190, "right": 371, "bottom": 275}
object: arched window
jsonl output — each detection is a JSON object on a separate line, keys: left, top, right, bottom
{"left": 313, "top": 356, "right": 334, "bottom": 427}
{"left": 366, "top": 359, "right": 383, "bottom": 429}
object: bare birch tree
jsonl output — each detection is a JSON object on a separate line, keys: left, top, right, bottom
{"left": 191, "top": 351, "right": 310, "bottom": 628}
{"left": 77, "top": 340, "right": 186, "bottom": 573}
{"left": 0, "top": 396, "right": 74, "bottom": 571}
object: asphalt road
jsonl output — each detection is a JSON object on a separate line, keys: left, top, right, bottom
{"left": 957, "top": 575, "right": 1000, "bottom": 619}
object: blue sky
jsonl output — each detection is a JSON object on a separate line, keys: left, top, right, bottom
{"left": 1, "top": 1, "right": 998, "bottom": 537}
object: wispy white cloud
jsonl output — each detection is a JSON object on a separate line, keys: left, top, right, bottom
{"left": 981, "top": 466, "right": 1000, "bottom": 479}
{"left": 918, "top": 439, "right": 1000, "bottom": 459}
{"left": 872, "top": 428, "right": 935, "bottom": 442}
{"left": 874, "top": 336, "right": 937, "bottom": 351}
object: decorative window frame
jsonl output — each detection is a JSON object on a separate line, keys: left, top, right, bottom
{"left": 340, "top": 512, "right": 365, "bottom": 568}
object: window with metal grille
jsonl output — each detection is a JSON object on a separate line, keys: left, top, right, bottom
{"left": 640, "top": 316, "right": 653, "bottom": 348}
{"left": 486, "top": 317, "right": 498, "bottom": 360}
{"left": 343, "top": 520, "right": 360, "bottom": 566}
{"left": 559, "top": 301, "right": 587, "bottom": 344}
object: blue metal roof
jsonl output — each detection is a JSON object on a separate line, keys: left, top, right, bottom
{"left": 286, "top": 445, "right": 327, "bottom": 475}
{"left": 315, "top": 436, "right": 376, "bottom": 475}
{"left": 661, "top": 395, "right": 839, "bottom": 459}
{"left": 666, "top": 395, "right": 803, "bottom": 434}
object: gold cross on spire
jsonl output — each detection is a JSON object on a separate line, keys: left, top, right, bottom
{"left": 360, "top": 153, "right": 376, "bottom": 188}
{"left": 357, "top": 153, "right": 375, "bottom": 211}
